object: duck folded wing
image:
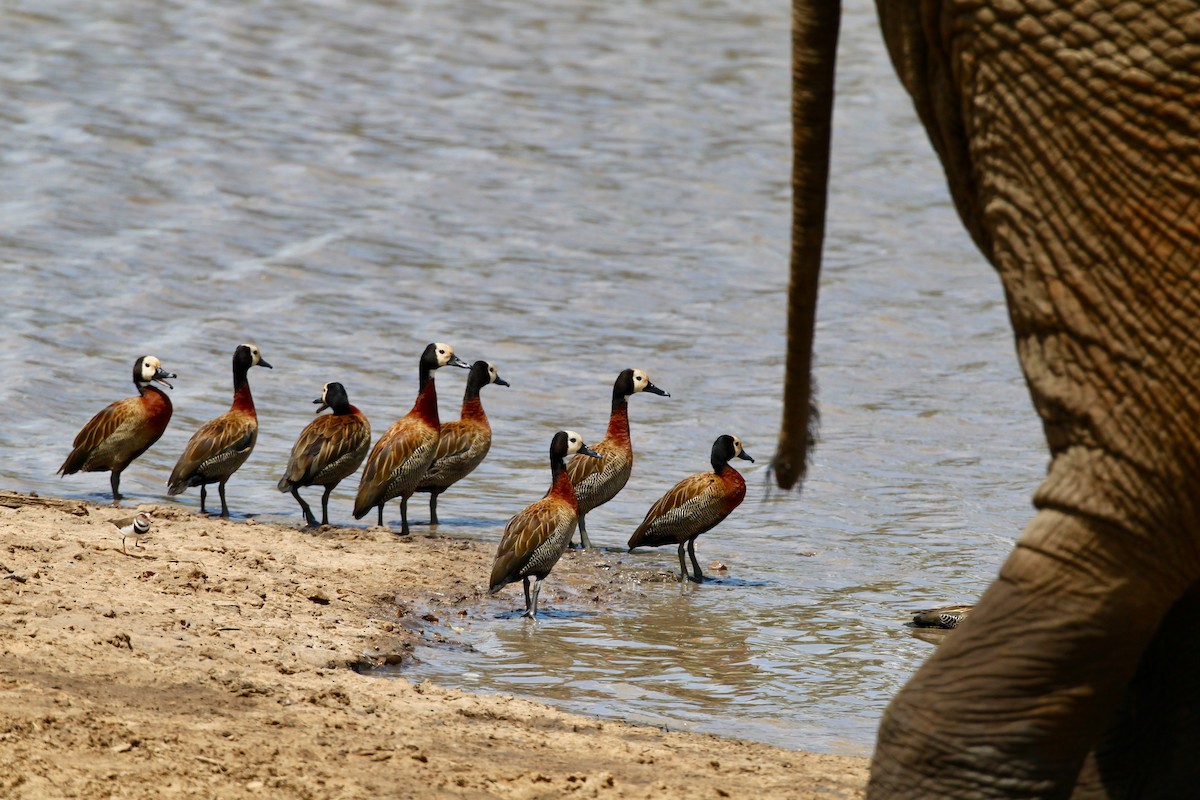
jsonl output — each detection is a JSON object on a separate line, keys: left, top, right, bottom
{"left": 286, "top": 417, "right": 370, "bottom": 486}
{"left": 60, "top": 400, "right": 139, "bottom": 472}
{"left": 629, "top": 473, "right": 725, "bottom": 548}
{"left": 170, "top": 418, "right": 256, "bottom": 486}
{"left": 361, "top": 421, "right": 435, "bottom": 485}
{"left": 423, "top": 422, "right": 483, "bottom": 480}
{"left": 490, "top": 500, "right": 569, "bottom": 587}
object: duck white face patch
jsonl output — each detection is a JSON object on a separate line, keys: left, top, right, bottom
{"left": 563, "top": 430, "right": 585, "bottom": 455}
{"left": 434, "top": 343, "right": 455, "bottom": 368}
{"left": 631, "top": 369, "right": 650, "bottom": 392}
{"left": 140, "top": 357, "right": 162, "bottom": 382}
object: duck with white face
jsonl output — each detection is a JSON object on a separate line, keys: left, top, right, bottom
{"left": 415, "top": 359, "right": 510, "bottom": 525}
{"left": 566, "top": 367, "right": 670, "bottom": 549}
{"left": 167, "top": 343, "right": 273, "bottom": 517}
{"left": 489, "top": 430, "right": 601, "bottom": 619}
{"left": 59, "top": 355, "right": 178, "bottom": 506}
{"left": 353, "top": 342, "right": 470, "bottom": 534}
{"left": 627, "top": 434, "right": 753, "bottom": 583}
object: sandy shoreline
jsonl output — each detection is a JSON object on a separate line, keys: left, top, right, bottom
{"left": 0, "top": 490, "right": 867, "bottom": 799}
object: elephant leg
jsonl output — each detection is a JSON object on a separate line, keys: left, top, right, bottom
{"left": 871, "top": 508, "right": 1186, "bottom": 798}
{"left": 1072, "top": 582, "right": 1200, "bottom": 800}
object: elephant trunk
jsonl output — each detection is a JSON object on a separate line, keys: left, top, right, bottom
{"left": 773, "top": 0, "right": 840, "bottom": 491}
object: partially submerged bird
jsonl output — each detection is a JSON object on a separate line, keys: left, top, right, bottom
{"left": 489, "top": 430, "right": 601, "bottom": 618}
{"left": 909, "top": 605, "right": 972, "bottom": 630}
{"left": 353, "top": 343, "right": 469, "bottom": 534}
{"left": 112, "top": 511, "right": 151, "bottom": 556}
{"left": 167, "top": 343, "right": 272, "bottom": 517}
{"left": 277, "top": 382, "right": 371, "bottom": 527}
{"left": 907, "top": 605, "right": 973, "bottom": 646}
{"left": 566, "top": 368, "right": 668, "bottom": 548}
{"left": 58, "top": 355, "right": 176, "bottom": 506}
{"left": 415, "top": 360, "right": 509, "bottom": 525}
{"left": 628, "top": 434, "right": 753, "bottom": 583}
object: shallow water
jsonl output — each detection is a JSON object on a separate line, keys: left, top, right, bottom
{"left": 1, "top": 0, "right": 1045, "bottom": 756}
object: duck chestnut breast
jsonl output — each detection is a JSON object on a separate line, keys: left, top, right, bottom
{"left": 166, "top": 343, "right": 272, "bottom": 517}
{"left": 489, "top": 430, "right": 601, "bottom": 618}
{"left": 627, "top": 434, "right": 753, "bottom": 583}
{"left": 566, "top": 367, "right": 669, "bottom": 549}
{"left": 353, "top": 342, "right": 470, "bottom": 534}
{"left": 59, "top": 354, "right": 177, "bottom": 506}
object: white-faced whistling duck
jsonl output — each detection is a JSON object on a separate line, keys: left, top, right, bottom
{"left": 58, "top": 355, "right": 177, "bottom": 506}
{"left": 489, "top": 430, "right": 601, "bottom": 618}
{"left": 566, "top": 368, "right": 668, "bottom": 548}
{"left": 627, "top": 434, "right": 753, "bottom": 583}
{"left": 353, "top": 342, "right": 469, "bottom": 534}
{"left": 277, "top": 382, "right": 371, "bottom": 527}
{"left": 415, "top": 360, "right": 509, "bottom": 525}
{"left": 166, "top": 343, "right": 272, "bottom": 517}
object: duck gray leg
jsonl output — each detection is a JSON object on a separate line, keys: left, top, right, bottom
{"left": 522, "top": 576, "right": 532, "bottom": 613}
{"left": 687, "top": 538, "right": 704, "bottom": 583}
{"left": 199, "top": 485, "right": 208, "bottom": 515}
{"left": 292, "top": 488, "right": 317, "bottom": 527}
{"left": 429, "top": 491, "right": 441, "bottom": 526}
{"left": 574, "top": 515, "right": 592, "bottom": 550}
{"left": 110, "top": 471, "right": 123, "bottom": 507}
{"left": 399, "top": 495, "right": 411, "bottom": 535}
{"left": 376, "top": 503, "right": 384, "bottom": 527}
{"left": 677, "top": 542, "right": 689, "bottom": 582}
{"left": 524, "top": 577, "right": 543, "bottom": 619}
{"left": 319, "top": 486, "right": 333, "bottom": 526}
{"left": 217, "top": 480, "right": 231, "bottom": 517}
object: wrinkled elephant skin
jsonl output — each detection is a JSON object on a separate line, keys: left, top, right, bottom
{"left": 777, "top": 1, "right": 1200, "bottom": 797}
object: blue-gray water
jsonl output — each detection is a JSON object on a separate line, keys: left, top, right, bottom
{"left": 1, "top": 0, "right": 1044, "bottom": 756}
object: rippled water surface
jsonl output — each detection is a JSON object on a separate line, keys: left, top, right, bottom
{"left": 1, "top": 0, "right": 1045, "bottom": 755}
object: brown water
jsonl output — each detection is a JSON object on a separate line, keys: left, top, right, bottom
{"left": 1, "top": 0, "right": 1044, "bottom": 756}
